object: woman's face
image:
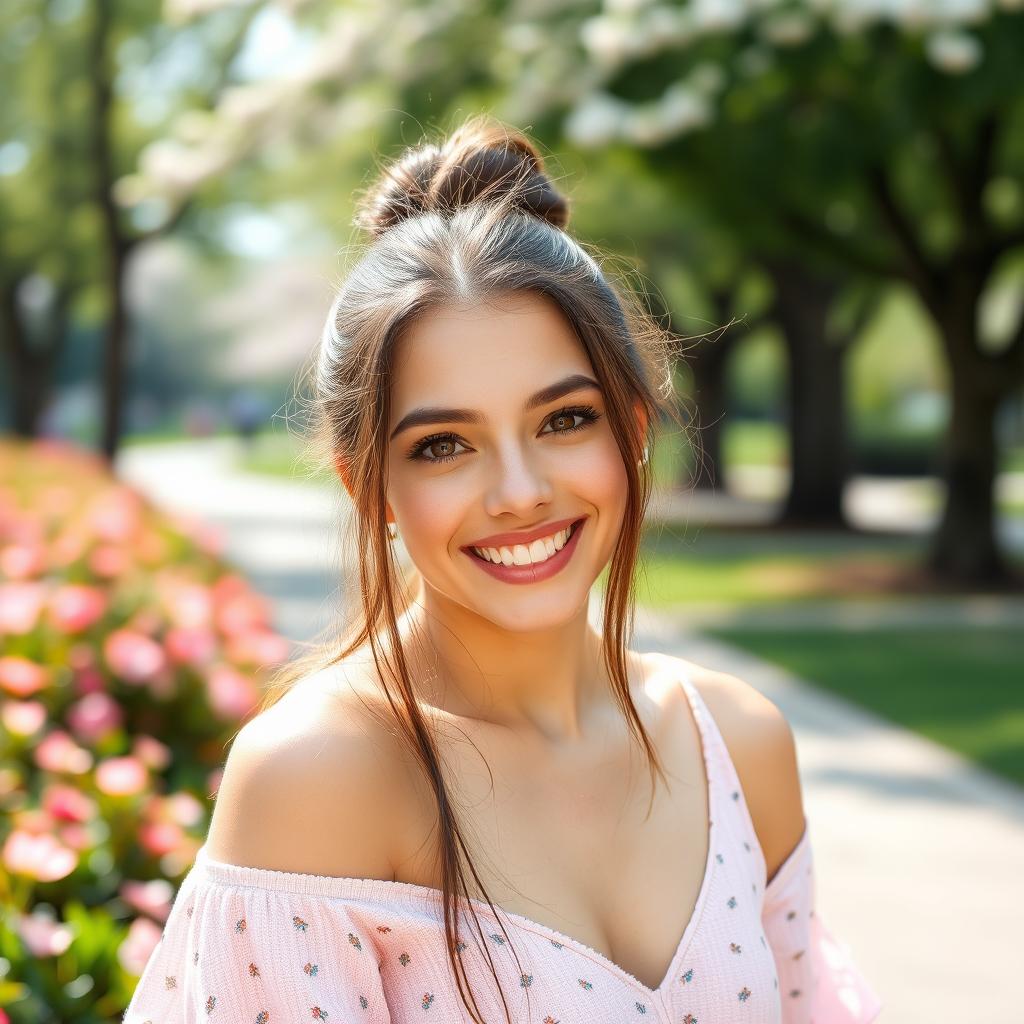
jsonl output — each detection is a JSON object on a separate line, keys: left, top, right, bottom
{"left": 385, "top": 291, "right": 635, "bottom": 633}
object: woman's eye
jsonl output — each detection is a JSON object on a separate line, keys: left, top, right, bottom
{"left": 543, "top": 404, "right": 601, "bottom": 435}
{"left": 408, "top": 435, "right": 468, "bottom": 463}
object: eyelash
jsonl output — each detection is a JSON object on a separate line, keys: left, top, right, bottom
{"left": 405, "top": 404, "right": 603, "bottom": 464}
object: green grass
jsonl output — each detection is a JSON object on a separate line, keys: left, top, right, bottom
{"left": 703, "top": 626, "right": 1024, "bottom": 788}
{"left": 630, "top": 527, "right": 925, "bottom": 605}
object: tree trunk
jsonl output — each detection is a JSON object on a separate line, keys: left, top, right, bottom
{"left": 927, "top": 368, "right": 1007, "bottom": 584}
{"left": 764, "top": 258, "right": 849, "bottom": 527}
{"left": 99, "top": 242, "right": 129, "bottom": 460}
{"left": 686, "top": 335, "right": 732, "bottom": 489}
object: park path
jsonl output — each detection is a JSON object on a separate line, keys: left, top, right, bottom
{"left": 118, "top": 437, "right": 1021, "bottom": 1022}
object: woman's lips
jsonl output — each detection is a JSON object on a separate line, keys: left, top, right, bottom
{"left": 463, "top": 518, "right": 586, "bottom": 585}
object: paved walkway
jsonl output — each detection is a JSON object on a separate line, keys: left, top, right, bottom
{"left": 117, "top": 438, "right": 1021, "bottom": 1021}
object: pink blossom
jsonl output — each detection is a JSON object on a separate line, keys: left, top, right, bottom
{"left": 0, "top": 582, "right": 48, "bottom": 635}
{"left": 225, "top": 629, "right": 291, "bottom": 667}
{"left": 215, "top": 593, "right": 273, "bottom": 637}
{"left": 58, "top": 823, "right": 93, "bottom": 850}
{"left": 165, "top": 625, "right": 217, "bottom": 667}
{"left": 1, "top": 699, "right": 46, "bottom": 737}
{"left": 161, "top": 580, "right": 213, "bottom": 629}
{"left": 118, "top": 915, "right": 164, "bottom": 976}
{"left": 132, "top": 734, "right": 172, "bottom": 771}
{"left": 120, "top": 877, "right": 174, "bottom": 921}
{"left": 89, "top": 544, "right": 130, "bottom": 578}
{"left": 86, "top": 487, "right": 143, "bottom": 544}
{"left": 207, "top": 663, "right": 259, "bottom": 720}
{"left": 73, "top": 666, "right": 106, "bottom": 696}
{"left": 0, "top": 656, "right": 48, "bottom": 697}
{"left": 43, "top": 783, "right": 97, "bottom": 823}
{"left": 15, "top": 909, "right": 75, "bottom": 957}
{"left": 0, "top": 542, "right": 47, "bottom": 579}
{"left": 104, "top": 628, "right": 167, "bottom": 684}
{"left": 48, "top": 584, "right": 107, "bottom": 633}
{"left": 34, "top": 730, "right": 94, "bottom": 774}
{"left": 2, "top": 830, "right": 78, "bottom": 882}
{"left": 95, "top": 755, "right": 148, "bottom": 797}
{"left": 67, "top": 691, "right": 123, "bottom": 743}
{"left": 139, "top": 820, "right": 184, "bottom": 857}
{"left": 167, "top": 790, "right": 205, "bottom": 827}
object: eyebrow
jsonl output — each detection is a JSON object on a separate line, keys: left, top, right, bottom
{"left": 389, "top": 373, "right": 602, "bottom": 441}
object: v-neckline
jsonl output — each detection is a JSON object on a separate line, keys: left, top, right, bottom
{"left": 197, "top": 662, "right": 717, "bottom": 1003}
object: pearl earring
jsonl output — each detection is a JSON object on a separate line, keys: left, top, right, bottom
{"left": 387, "top": 522, "right": 398, "bottom": 540}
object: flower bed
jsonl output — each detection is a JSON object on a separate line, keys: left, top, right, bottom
{"left": 0, "top": 437, "right": 292, "bottom": 1022}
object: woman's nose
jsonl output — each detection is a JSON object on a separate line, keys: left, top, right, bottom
{"left": 482, "top": 444, "right": 554, "bottom": 517}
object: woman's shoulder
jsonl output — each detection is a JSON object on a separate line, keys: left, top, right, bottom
{"left": 642, "top": 650, "right": 807, "bottom": 880}
{"left": 203, "top": 657, "right": 414, "bottom": 882}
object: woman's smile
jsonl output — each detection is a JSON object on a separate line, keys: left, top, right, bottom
{"left": 461, "top": 516, "right": 588, "bottom": 585}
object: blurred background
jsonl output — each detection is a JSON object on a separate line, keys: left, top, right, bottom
{"left": 1, "top": 1, "right": 1022, "bottom": 1021}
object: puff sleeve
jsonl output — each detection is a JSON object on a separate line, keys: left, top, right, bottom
{"left": 122, "top": 860, "right": 393, "bottom": 1023}
{"left": 762, "top": 824, "right": 883, "bottom": 1024}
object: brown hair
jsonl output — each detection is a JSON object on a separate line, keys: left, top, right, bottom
{"left": 257, "top": 113, "right": 687, "bottom": 1022}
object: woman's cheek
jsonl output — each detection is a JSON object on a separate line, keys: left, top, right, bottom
{"left": 390, "top": 473, "right": 472, "bottom": 563}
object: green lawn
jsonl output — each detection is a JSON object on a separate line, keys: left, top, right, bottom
{"left": 704, "top": 626, "right": 1024, "bottom": 788}
{"left": 628, "top": 527, "right": 927, "bottom": 605}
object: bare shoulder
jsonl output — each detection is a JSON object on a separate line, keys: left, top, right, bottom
{"left": 649, "top": 652, "right": 807, "bottom": 884}
{"left": 204, "top": 659, "right": 414, "bottom": 880}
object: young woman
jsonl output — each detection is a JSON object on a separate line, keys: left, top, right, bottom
{"left": 123, "top": 116, "right": 882, "bottom": 1024}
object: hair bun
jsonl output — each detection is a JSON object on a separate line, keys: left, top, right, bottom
{"left": 354, "top": 115, "right": 570, "bottom": 238}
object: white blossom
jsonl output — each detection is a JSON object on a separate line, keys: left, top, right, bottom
{"left": 760, "top": 11, "right": 817, "bottom": 45}
{"left": 925, "top": 28, "right": 983, "bottom": 72}
{"left": 565, "top": 91, "right": 630, "bottom": 148}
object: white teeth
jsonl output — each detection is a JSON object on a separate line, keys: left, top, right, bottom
{"left": 472, "top": 522, "right": 578, "bottom": 567}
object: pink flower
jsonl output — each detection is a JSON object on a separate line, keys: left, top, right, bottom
{"left": 161, "top": 581, "right": 213, "bottom": 629}
{"left": 104, "top": 629, "right": 167, "bottom": 684}
{"left": 73, "top": 666, "right": 106, "bottom": 696}
{"left": 3, "top": 830, "right": 78, "bottom": 882}
{"left": 0, "top": 582, "right": 48, "bottom": 635}
{"left": 215, "top": 592, "right": 272, "bottom": 637}
{"left": 48, "top": 584, "right": 107, "bottom": 633}
{"left": 165, "top": 626, "right": 217, "bottom": 667}
{"left": 58, "top": 823, "right": 93, "bottom": 850}
{"left": 2, "top": 699, "right": 46, "bottom": 737}
{"left": 207, "top": 664, "right": 259, "bottom": 720}
{"left": 139, "top": 820, "right": 184, "bottom": 857}
{"left": 0, "top": 656, "right": 48, "bottom": 697}
{"left": 86, "top": 487, "right": 143, "bottom": 544}
{"left": 167, "top": 791, "right": 205, "bottom": 827}
{"left": 132, "top": 734, "right": 172, "bottom": 771}
{"left": 67, "top": 691, "right": 123, "bottom": 743}
{"left": 225, "top": 629, "right": 291, "bottom": 667}
{"left": 42, "top": 783, "right": 98, "bottom": 823}
{"left": 118, "top": 915, "right": 164, "bottom": 976}
{"left": 16, "top": 910, "right": 75, "bottom": 957}
{"left": 89, "top": 544, "right": 130, "bottom": 578}
{"left": 95, "top": 755, "right": 148, "bottom": 797}
{"left": 120, "top": 878, "right": 174, "bottom": 921}
{"left": 0, "top": 542, "right": 47, "bottom": 579}
{"left": 34, "top": 730, "right": 94, "bottom": 774}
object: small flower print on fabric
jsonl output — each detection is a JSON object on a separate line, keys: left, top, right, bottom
{"left": 578, "top": 979, "right": 593, "bottom": 990}
{"left": 304, "top": 962, "right": 318, "bottom": 976}
{"left": 421, "top": 992, "right": 435, "bottom": 1009}
{"left": 488, "top": 932, "right": 506, "bottom": 945}
{"left": 193, "top": 950, "right": 199, "bottom": 965}
{"left": 455, "top": 941, "right": 467, "bottom": 953}
{"left": 348, "top": 932, "right": 363, "bottom": 950}
{"left": 732, "top": 791, "right": 739, "bottom": 801}
{"left": 738, "top": 987, "right": 751, "bottom": 1002}
{"left": 235, "top": 917, "right": 246, "bottom": 933}
{"left": 205, "top": 995, "right": 217, "bottom": 1014}
{"left": 727, "top": 896, "right": 737, "bottom": 909}
{"left": 543, "top": 1017, "right": 561, "bottom": 1023}
{"left": 187, "top": 905, "right": 194, "bottom": 918}
{"left": 360, "top": 995, "right": 368, "bottom": 1009}
{"left": 793, "top": 949, "right": 806, "bottom": 960}
{"left": 376, "top": 924, "right": 392, "bottom": 934}
{"left": 730, "top": 942, "right": 742, "bottom": 953}
{"left": 786, "top": 910, "right": 797, "bottom": 921}
{"left": 550, "top": 939, "right": 563, "bottom": 949}
{"left": 399, "top": 953, "right": 411, "bottom": 966}
{"left": 249, "top": 962, "right": 260, "bottom": 977}
{"left": 256, "top": 1013, "right": 268, "bottom": 1024}
{"left": 293, "top": 916, "right": 309, "bottom": 933}
{"left": 683, "top": 1015, "right": 698, "bottom": 1024}
{"left": 680, "top": 967, "right": 694, "bottom": 984}
{"left": 520, "top": 973, "right": 533, "bottom": 988}
{"left": 743, "top": 841, "right": 751, "bottom": 852}
{"left": 635, "top": 1001, "right": 647, "bottom": 1014}
{"left": 715, "top": 853, "right": 724, "bottom": 864}
{"left": 789, "top": 988, "right": 803, "bottom": 999}
{"left": 311, "top": 1006, "right": 329, "bottom": 1019}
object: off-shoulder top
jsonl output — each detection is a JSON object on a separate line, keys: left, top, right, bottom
{"left": 122, "top": 662, "right": 883, "bottom": 1023}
